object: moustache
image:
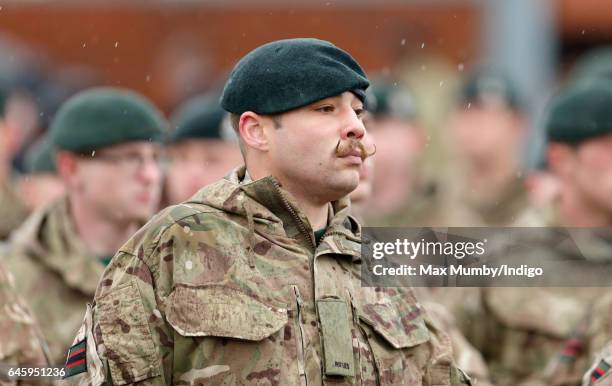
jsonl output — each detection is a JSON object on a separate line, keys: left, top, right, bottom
{"left": 335, "top": 139, "right": 376, "bottom": 160}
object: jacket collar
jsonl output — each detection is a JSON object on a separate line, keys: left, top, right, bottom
{"left": 11, "top": 196, "right": 104, "bottom": 296}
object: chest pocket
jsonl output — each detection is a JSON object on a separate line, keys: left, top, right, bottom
{"left": 356, "top": 289, "right": 433, "bottom": 386}
{"left": 165, "top": 284, "right": 292, "bottom": 385}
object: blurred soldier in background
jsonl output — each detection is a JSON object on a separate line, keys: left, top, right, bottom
{"left": 442, "top": 69, "right": 532, "bottom": 226}
{"left": 534, "top": 78, "right": 612, "bottom": 386}
{"left": 357, "top": 79, "right": 443, "bottom": 226}
{"left": 2, "top": 87, "right": 166, "bottom": 365}
{"left": 563, "top": 48, "right": 612, "bottom": 386}
{"left": 0, "top": 261, "right": 51, "bottom": 385}
{"left": 435, "top": 78, "right": 612, "bottom": 386}
{"left": 164, "top": 92, "right": 241, "bottom": 206}
{"left": 0, "top": 84, "right": 29, "bottom": 239}
{"left": 18, "top": 134, "right": 65, "bottom": 212}
{"left": 353, "top": 80, "right": 489, "bottom": 384}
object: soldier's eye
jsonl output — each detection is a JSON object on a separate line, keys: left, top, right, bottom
{"left": 316, "top": 105, "right": 335, "bottom": 113}
{"left": 354, "top": 108, "right": 365, "bottom": 117}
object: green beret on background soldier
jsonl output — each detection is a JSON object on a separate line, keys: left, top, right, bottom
{"left": 164, "top": 92, "right": 242, "bottom": 205}
{"left": 2, "top": 87, "right": 167, "bottom": 366}
{"left": 63, "top": 38, "right": 471, "bottom": 386}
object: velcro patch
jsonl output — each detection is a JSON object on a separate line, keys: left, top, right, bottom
{"left": 590, "top": 359, "right": 611, "bottom": 384}
{"left": 64, "top": 339, "right": 87, "bottom": 378}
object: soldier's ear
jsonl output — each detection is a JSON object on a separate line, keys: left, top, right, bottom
{"left": 238, "top": 112, "right": 270, "bottom": 152}
{"left": 55, "top": 151, "right": 79, "bottom": 184}
{"left": 547, "top": 143, "right": 576, "bottom": 177}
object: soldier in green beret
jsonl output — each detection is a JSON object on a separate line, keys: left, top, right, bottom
{"left": 544, "top": 79, "right": 612, "bottom": 226}
{"left": 2, "top": 87, "right": 167, "bottom": 366}
{"left": 64, "top": 38, "right": 471, "bottom": 385}
{"left": 534, "top": 79, "right": 612, "bottom": 385}
{"left": 164, "top": 92, "right": 242, "bottom": 205}
{"left": 441, "top": 69, "right": 532, "bottom": 226}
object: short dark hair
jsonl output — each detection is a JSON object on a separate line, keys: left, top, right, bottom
{"left": 229, "top": 113, "right": 282, "bottom": 135}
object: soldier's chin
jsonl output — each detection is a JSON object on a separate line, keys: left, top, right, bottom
{"left": 332, "top": 172, "right": 360, "bottom": 198}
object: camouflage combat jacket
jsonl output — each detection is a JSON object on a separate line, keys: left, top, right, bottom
{"left": 0, "top": 179, "right": 28, "bottom": 240}
{"left": 2, "top": 197, "right": 105, "bottom": 366}
{"left": 65, "top": 166, "right": 470, "bottom": 386}
{"left": 431, "top": 228, "right": 612, "bottom": 386}
{"left": 0, "top": 261, "right": 51, "bottom": 385}
{"left": 581, "top": 293, "right": 612, "bottom": 386}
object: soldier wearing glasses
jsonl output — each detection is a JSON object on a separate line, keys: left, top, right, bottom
{"left": 2, "top": 87, "right": 167, "bottom": 366}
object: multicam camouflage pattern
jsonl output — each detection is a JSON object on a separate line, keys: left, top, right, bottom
{"left": 2, "top": 197, "right": 105, "bottom": 366}
{"left": 65, "top": 166, "right": 471, "bottom": 386}
{"left": 441, "top": 177, "right": 535, "bottom": 227}
{"left": 430, "top": 227, "right": 612, "bottom": 386}
{"left": 0, "top": 179, "right": 28, "bottom": 240}
{"left": 414, "top": 290, "right": 492, "bottom": 386}
{"left": 0, "top": 261, "right": 51, "bottom": 385}
{"left": 581, "top": 293, "right": 612, "bottom": 386}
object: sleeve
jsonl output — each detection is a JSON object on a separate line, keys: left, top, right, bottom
{"left": 0, "top": 262, "right": 52, "bottom": 386}
{"left": 582, "top": 294, "right": 612, "bottom": 386}
{"left": 61, "top": 249, "right": 171, "bottom": 386}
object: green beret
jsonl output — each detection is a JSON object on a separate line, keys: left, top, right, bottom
{"left": 365, "top": 79, "right": 417, "bottom": 121}
{"left": 50, "top": 87, "right": 167, "bottom": 152}
{"left": 545, "top": 79, "right": 612, "bottom": 143}
{"left": 170, "top": 93, "right": 226, "bottom": 143}
{"left": 25, "top": 135, "right": 56, "bottom": 174}
{"left": 461, "top": 69, "right": 521, "bottom": 109}
{"left": 221, "top": 38, "right": 369, "bottom": 115}
{"left": 570, "top": 47, "right": 612, "bottom": 81}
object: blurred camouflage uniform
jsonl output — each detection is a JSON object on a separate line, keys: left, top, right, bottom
{"left": 64, "top": 166, "right": 472, "bottom": 386}
{"left": 415, "top": 290, "right": 492, "bottom": 386}
{"left": 2, "top": 87, "right": 166, "bottom": 366}
{"left": 2, "top": 197, "right": 104, "bottom": 366}
{"left": 0, "top": 83, "right": 28, "bottom": 240}
{"left": 0, "top": 181, "right": 28, "bottom": 239}
{"left": 0, "top": 260, "right": 51, "bottom": 385}
{"left": 434, "top": 79, "right": 612, "bottom": 386}
{"left": 581, "top": 293, "right": 612, "bottom": 386}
